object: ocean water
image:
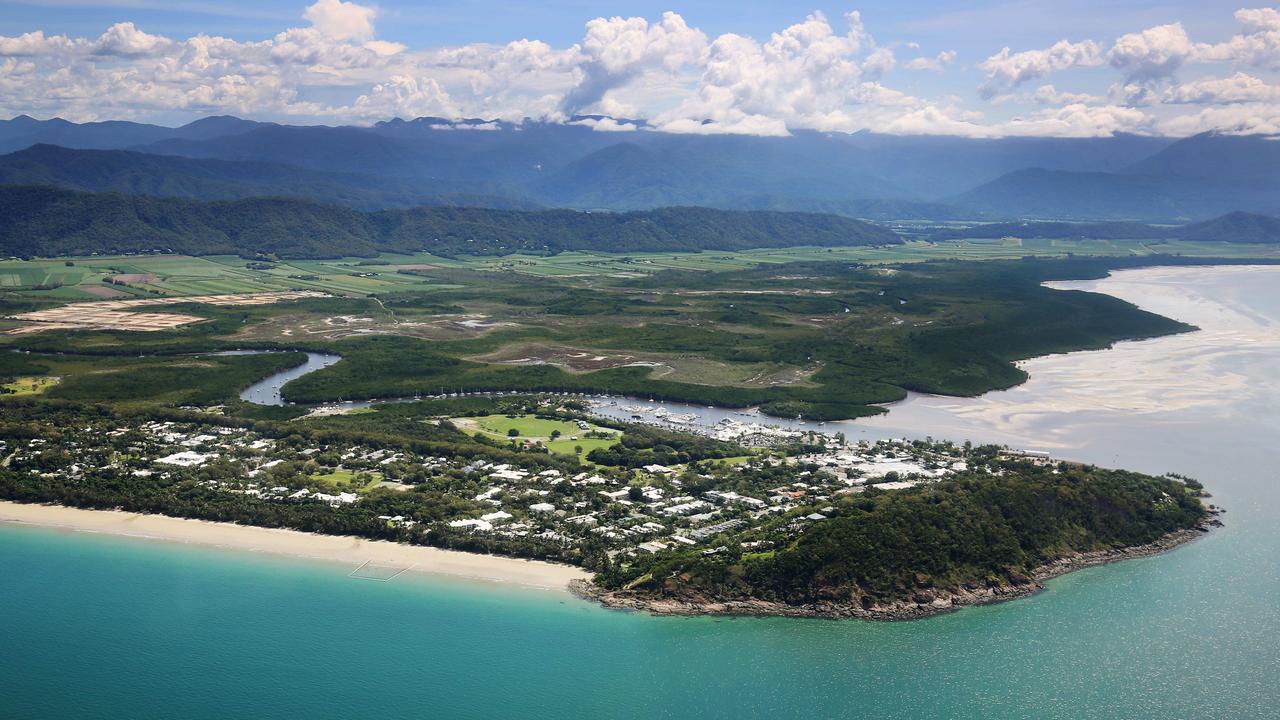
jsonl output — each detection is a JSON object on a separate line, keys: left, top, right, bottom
{"left": 3, "top": 266, "right": 1279, "bottom": 719}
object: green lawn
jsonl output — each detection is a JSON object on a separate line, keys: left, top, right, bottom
{"left": 458, "top": 414, "right": 620, "bottom": 459}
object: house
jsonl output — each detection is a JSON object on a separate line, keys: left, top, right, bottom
{"left": 154, "top": 451, "right": 214, "bottom": 467}
{"left": 449, "top": 518, "right": 493, "bottom": 532}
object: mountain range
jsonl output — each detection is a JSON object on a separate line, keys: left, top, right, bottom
{"left": 2, "top": 114, "right": 1269, "bottom": 221}
{"left": 5, "top": 114, "right": 1277, "bottom": 222}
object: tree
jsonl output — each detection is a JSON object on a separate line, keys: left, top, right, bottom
{"left": 507, "top": 428, "right": 519, "bottom": 437}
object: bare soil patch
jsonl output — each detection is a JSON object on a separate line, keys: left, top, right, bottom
{"left": 81, "top": 286, "right": 131, "bottom": 299}
{"left": 108, "top": 273, "right": 157, "bottom": 284}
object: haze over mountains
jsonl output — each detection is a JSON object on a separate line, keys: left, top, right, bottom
{"left": 4, "top": 114, "right": 1279, "bottom": 223}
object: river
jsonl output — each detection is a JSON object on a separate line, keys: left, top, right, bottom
{"left": 2, "top": 265, "right": 1278, "bottom": 719}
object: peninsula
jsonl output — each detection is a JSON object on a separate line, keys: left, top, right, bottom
{"left": 0, "top": 248, "right": 1233, "bottom": 619}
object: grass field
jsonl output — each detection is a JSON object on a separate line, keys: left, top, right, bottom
{"left": 457, "top": 414, "right": 621, "bottom": 459}
{"left": 1, "top": 375, "right": 60, "bottom": 396}
{"left": 310, "top": 468, "right": 383, "bottom": 491}
{"left": 3, "top": 240, "right": 1278, "bottom": 304}
{"left": 0, "top": 254, "right": 447, "bottom": 300}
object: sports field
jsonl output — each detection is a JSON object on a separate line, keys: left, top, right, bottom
{"left": 456, "top": 414, "right": 621, "bottom": 458}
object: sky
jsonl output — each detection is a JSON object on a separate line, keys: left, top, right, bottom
{"left": 1, "top": 0, "right": 1277, "bottom": 137}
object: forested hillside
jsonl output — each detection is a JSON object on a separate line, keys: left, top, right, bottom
{"left": 0, "top": 186, "right": 901, "bottom": 259}
{"left": 0, "top": 145, "right": 535, "bottom": 211}
{"left": 597, "top": 457, "right": 1209, "bottom": 613}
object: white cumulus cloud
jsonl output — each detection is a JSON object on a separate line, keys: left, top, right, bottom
{"left": 905, "top": 50, "right": 956, "bottom": 72}
{"left": 303, "top": 0, "right": 377, "bottom": 42}
{"left": 1, "top": 3, "right": 1280, "bottom": 138}
{"left": 979, "top": 40, "right": 1105, "bottom": 97}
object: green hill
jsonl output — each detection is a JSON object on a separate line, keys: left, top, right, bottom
{"left": 0, "top": 144, "right": 534, "bottom": 211}
{"left": 1176, "top": 211, "right": 1280, "bottom": 243}
{"left": 0, "top": 186, "right": 901, "bottom": 259}
{"left": 929, "top": 212, "right": 1280, "bottom": 244}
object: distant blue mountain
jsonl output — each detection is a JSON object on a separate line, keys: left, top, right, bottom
{"left": 2, "top": 115, "right": 1277, "bottom": 220}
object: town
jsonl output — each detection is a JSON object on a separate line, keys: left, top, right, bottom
{"left": 2, "top": 400, "right": 1034, "bottom": 566}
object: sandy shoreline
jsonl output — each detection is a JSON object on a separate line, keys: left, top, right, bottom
{"left": 0, "top": 501, "right": 590, "bottom": 592}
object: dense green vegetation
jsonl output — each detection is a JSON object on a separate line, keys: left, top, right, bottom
{"left": 600, "top": 456, "right": 1207, "bottom": 607}
{"left": 585, "top": 425, "right": 745, "bottom": 468}
{"left": 271, "top": 257, "right": 1193, "bottom": 418}
{"left": 0, "top": 256, "right": 1198, "bottom": 421}
{"left": 0, "top": 186, "right": 900, "bottom": 259}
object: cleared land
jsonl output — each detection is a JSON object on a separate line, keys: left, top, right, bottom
{"left": 455, "top": 414, "right": 621, "bottom": 459}
{"left": 0, "top": 255, "right": 448, "bottom": 300}
{"left": 1, "top": 375, "right": 60, "bottom": 396}
{"left": 7, "top": 290, "right": 326, "bottom": 333}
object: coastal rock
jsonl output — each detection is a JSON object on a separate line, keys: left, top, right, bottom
{"left": 572, "top": 510, "right": 1222, "bottom": 621}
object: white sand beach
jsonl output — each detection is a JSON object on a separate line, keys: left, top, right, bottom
{"left": 0, "top": 501, "right": 590, "bottom": 591}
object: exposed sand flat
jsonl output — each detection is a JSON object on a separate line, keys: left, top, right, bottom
{"left": 0, "top": 501, "right": 590, "bottom": 592}
{"left": 860, "top": 265, "right": 1280, "bottom": 448}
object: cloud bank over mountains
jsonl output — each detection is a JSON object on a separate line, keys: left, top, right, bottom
{"left": 2, "top": 1, "right": 1280, "bottom": 137}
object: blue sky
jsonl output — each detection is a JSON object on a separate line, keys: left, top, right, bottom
{"left": 0, "top": 1, "right": 1239, "bottom": 48}
{"left": 1, "top": 0, "right": 1276, "bottom": 136}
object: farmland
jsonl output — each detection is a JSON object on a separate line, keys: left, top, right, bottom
{"left": 2, "top": 238, "right": 1278, "bottom": 305}
{"left": 0, "top": 254, "right": 451, "bottom": 300}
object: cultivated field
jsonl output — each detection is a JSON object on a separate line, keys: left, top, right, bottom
{"left": 0, "top": 255, "right": 451, "bottom": 300}
{"left": 2, "top": 239, "right": 1278, "bottom": 304}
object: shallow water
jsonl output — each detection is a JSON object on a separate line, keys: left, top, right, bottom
{"left": 3, "top": 265, "right": 1278, "bottom": 719}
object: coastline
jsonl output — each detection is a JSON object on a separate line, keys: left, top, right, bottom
{"left": 571, "top": 510, "right": 1223, "bottom": 620}
{"left": 0, "top": 501, "right": 590, "bottom": 592}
